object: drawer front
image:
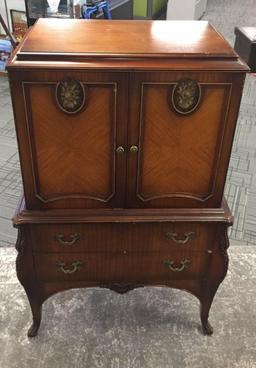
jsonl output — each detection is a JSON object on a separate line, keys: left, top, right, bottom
{"left": 29, "top": 222, "right": 215, "bottom": 253}
{"left": 34, "top": 250, "right": 211, "bottom": 283}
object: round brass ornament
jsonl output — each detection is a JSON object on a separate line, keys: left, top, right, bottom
{"left": 56, "top": 79, "right": 86, "bottom": 114}
{"left": 171, "top": 79, "right": 201, "bottom": 115}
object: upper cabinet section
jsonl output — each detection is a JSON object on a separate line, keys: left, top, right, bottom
{"left": 8, "top": 19, "right": 248, "bottom": 71}
{"left": 8, "top": 20, "right": 248, "bottom": 210}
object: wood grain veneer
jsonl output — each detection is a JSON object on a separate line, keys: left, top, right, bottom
{"left": 29, "top": 222, "right": 215, "bottom": 253}
{"left": 17, "top": 19, "right": 236, "bottom": 59}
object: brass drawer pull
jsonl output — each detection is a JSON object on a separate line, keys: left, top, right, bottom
{"left": 164, "top": 259, "right": 191, "bottom": 272}
{"left": 56, "top": 261, "right": 83, "bottom": 274}
{"left": 166, "top": 231, "right": 195, "bottom": 244}
{"left": 55, "top": 232, "right": 81, "bottom": 246}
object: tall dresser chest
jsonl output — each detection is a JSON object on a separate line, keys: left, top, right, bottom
{"left": 8, "top": 19, "right": 248, "bottom": 337}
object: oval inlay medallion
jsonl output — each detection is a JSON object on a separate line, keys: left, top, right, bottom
{"left": 56, "top": 79, "right": 86, "bottom": 114}
{"left": 171, "top": 79, "right": 201, "bottom": 115}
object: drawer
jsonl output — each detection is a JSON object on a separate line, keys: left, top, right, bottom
{"left": 29, "top": 222, "right": 215, "bottom": 253}
{"left": 34, "top": 250, "right": 212, "bottom": 283}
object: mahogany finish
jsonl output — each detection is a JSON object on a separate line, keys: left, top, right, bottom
{"left": 8, "top": 19, "right": 247, "bottom": 337}
{"left": 29, "top": 222, "right": 215, "bottom": 253}
{"left": 17, "top": 19, "right": 236, "bottom": 59}
{"left": 127, "top": 71, "right": 245, "bottom": 208}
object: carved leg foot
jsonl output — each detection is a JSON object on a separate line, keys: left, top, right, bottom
{"left": 28, "top": 319, "right": 41, "bottom": 338}
{"left": 15, "top": 228, "right": 44, "bottom": 337}
{"left": 26, "top": 292, "right": 43, "bottom": 338}
{"left": 201, "top": 319, "right": 213, "bottom": 335}
{"left": 200, "top": 297, "right": 214, "bottom": 336}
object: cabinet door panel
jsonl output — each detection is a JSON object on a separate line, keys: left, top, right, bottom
{"left": 127, "top": 72, "right": 244, "bottom": 208}
{"left": 18, "top": 72, "right": 128, "bottom": 209}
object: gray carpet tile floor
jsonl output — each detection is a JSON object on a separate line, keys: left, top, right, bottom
{"left": 202, "top": 0, "right": 256, "bottom": 246}
{"left": 1, "top": 0, "right": 256, "bottom": 246}
{"left": 0, "top": 77, "right": 21, "bottom": 246}
{"left": 0, "top": 246, "right": 255, "bottom": 368}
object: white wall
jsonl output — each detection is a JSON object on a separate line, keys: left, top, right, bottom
{"left": 0, "top": 0, "right": 25, "bottom": 34}
{"left": 166, "top": 0, "right": 207, "bottom": 20}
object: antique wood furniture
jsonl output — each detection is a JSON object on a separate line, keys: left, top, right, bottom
{"left": 8, "top": 19, "right": 248, "bottom": 337}
{"left": 234, "top": 27, "right": 256, "bottom": 72}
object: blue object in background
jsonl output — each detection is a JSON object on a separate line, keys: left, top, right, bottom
{"left": 0, "top": 39, "right": 12, "bottom": 71}
{"left": 81, "top": 0, "right": 112, "bottom": 19}
{"left": 0, "top": 40, "right": 12, "bottom": 53}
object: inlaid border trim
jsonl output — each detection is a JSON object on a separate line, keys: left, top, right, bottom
{"left": 136, "top": 81, "right": 233, "bottom": 203}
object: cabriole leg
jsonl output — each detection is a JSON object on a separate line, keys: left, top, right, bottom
{"left": 15, "top": 226, "right": 43, "bottom": 337}
{"left": 200, "top": 297, "right": 214, "bottom": 335}
{"left": 26, "top": 293, "right": 43, "bottom": 337}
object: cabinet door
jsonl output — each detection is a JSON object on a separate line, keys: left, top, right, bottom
{"left": 12, "top": 71, "right": 128, "bottom": 209}
{"left": 127, "top": 71, "right": 244, "bottom": 208}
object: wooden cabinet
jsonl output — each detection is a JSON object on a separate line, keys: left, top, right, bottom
{"left": 8, "top": 19, "right": 248, "bottom": 337}
{"left": 10, "top": 69, "right": 245, "bottom": 209}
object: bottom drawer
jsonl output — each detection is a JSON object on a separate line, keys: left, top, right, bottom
{"left": 34, "top": 251, "right": 212, "bottom": 283}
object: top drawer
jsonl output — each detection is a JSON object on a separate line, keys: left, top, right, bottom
{"left": 29, "top": 222, "right": 216, "bottom": 253}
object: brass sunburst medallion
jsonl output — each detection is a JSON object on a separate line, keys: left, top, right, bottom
{"left": 171, "top": 79, "right": 201, "bottom": 115}
{"left": 56, "top": 79, "right": 86, "bottom": 114}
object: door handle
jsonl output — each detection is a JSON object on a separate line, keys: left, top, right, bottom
{"left": 130, "top": 145, "right": 138, "bottom": 153}
{"left": 116, "top": 146, "right": 125, "bottom": 154}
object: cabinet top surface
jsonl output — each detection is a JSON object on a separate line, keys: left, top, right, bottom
{"left": 17, "top": 19, "right": 236, "bottom": 61}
